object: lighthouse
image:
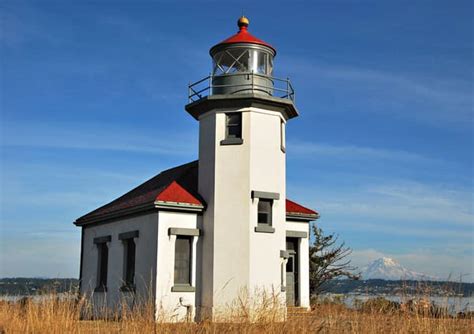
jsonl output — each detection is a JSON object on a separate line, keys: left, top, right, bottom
{"left": 75, "top": 16, "right": 318, "bottom": 322}
{"left": 187, "top": 16, "right": 303, "bottom": 319}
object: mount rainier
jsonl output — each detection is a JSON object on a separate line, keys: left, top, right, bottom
{"left": 362, "top": 257, "right": 436, "bottom": 281}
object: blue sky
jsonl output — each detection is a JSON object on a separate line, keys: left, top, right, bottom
{"left": 1, "top": 0, "right": 472, "bottom": 280}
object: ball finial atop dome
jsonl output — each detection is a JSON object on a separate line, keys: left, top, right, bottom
{"left": 237, "top": 16, "right": 249, "bottom": 29}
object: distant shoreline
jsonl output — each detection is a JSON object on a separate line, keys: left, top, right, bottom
{"left": 1, "top": 277, "right": 473, "bottom": 297}
{"left": 321, "top": 279, "right": 474, "bottom": 297}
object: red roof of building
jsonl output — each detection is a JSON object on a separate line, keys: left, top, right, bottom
{"left": 75, "top": 161, "right": 202, "bottom": 224}
{"left": 75, "top": 161, "right": 318, "bottom": 225}
{"left": 210, "top": 17, "right": 276, "bottom": 55}
{"left": 156, "top": 180, "right": 202, "bottom": 205}
{"left": 286, "top": 199, "right": 318, "bottom": 216}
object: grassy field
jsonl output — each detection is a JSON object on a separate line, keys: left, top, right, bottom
{"left": 0, "top": 294, "right": 472, "bottom": 333}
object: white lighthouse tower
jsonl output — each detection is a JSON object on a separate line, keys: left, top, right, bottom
{"left": 186, "top": 16, "right": 301, "bottom": 319}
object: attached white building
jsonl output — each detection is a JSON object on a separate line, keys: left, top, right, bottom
{"left": 74, "top": 16, "right": 319, "bottom": 322}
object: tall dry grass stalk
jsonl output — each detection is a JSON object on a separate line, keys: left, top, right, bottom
{"left": 0, "top": 291, "right": 472, "bottom": 333}
{"left": 212, "top": 286, "right": 286, "bottom": 323}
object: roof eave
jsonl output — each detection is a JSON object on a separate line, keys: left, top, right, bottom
{"left": 74, "top": 203, "right": 316, "bottom": 226}
{"left": 154, "top": 200, "right": 205, "bottom": 212}
{"left": 74, "top": 201, "right": 205, "bottom": 226}
{"left": 286, "top": 212, "right": 320, "bottom": 222}
{"left": 74, "top": 203, "right": 157, "bottom": 226}
{"left": 209, "top": 42, "right": 276, "bottom": 57}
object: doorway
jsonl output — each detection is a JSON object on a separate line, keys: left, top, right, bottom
{"left": 286, "top": 238, "right": 299, "bottom": 306}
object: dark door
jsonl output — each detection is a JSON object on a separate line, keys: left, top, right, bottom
{"left": 286, "top": 238, "right": 299, "bottom": 306}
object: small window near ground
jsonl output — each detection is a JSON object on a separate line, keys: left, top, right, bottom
{"left": 226, "top": 113, "right": 242, "bottom": 139}
{"left": 97, "top": 242, "right": 108, "bottom": 289}
{"left": 258, "top": 199, "right": 273, "bottom": 226}
{"left": 123, "top": 238, "right": 136, "bottom": 287}
{"left": 174, "top": 236, "right": 192, "bottom": 285}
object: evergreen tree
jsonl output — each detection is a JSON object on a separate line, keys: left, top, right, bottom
{"left": 309, "top": 224, "right": 360, "bottom": 294}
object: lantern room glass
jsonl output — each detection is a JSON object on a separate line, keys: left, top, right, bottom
{"left": 212, "top": 47, "right": 273, "bottom": 76}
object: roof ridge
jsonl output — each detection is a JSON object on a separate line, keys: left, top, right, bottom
{"left": 104, "top": 160, "right": 197, "bottom": 201}
{"left": 76, "top": 161, "right": 198, "bottom": 222}
{"left": 158, "top": 160, "right": 198, "bottom": 174}
{"left": 151, "top": 161, "right": 197, "bottom": 200}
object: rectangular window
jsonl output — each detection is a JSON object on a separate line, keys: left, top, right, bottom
{"left": 174, "top": 236, "right": 192, "bottom": 285}
{"left": 286, "top": 257, "right": 294, "bottom": 272}
{"left": 226, "top": 113, "right": 242, "bottom": 139}
{"left": 97, "top": 242, "right": 108, "bottom": 290}
{"left": 280, "top": 120, "right": 286, "bottom": 152}
{"left": 258, "top": 199, "right": 273, "bottom": 226}
{"left": 123, "top": 238, "right": 136, "bottom": 287}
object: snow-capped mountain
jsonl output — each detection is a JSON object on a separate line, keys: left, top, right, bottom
{"left": 362, "top": 257, "right": 436, "bottom": 281}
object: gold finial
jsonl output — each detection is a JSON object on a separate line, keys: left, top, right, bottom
{"left": 237, "top": 16, "right": 249, "bottom": 29}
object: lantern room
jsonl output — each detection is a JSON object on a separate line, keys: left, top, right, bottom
{"left": 210, "top": 17, "right": 275, "bottom": 76}
{"left": 187, "top": 16, "right": 297, "bottom": 120}
{"left": 209, "top": 16, "right": 275, "bottom": 95}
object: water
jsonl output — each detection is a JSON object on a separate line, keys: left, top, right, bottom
{"left": 322, "top": 293, "right": 473, "bottom": 314}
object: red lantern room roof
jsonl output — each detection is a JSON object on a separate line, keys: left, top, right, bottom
{"left": 210, "top": 16, "right": 276, "bottom": 55}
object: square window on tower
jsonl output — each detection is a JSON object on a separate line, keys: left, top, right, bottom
{"left": 257, "top": 199, "right": 273, "bottom": 226}
{"left": 226, "top": 113, "right": 242, "bottom": 139}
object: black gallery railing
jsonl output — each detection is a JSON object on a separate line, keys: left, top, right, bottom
{"left": 188, "top": 72, "right": 295, "bottom": 103}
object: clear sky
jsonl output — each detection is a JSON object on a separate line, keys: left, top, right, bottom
{"left": 1, "top": 0, "right": 472, "bottom": 280}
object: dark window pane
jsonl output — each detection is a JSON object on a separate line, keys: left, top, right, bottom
{"left": 286, "top": 239, "right": 297, "bottom": 251}
{"left": 258, "top": 212, "right": 269, "bottom": 224}
{"left": 258, "top": 199, "right": 271, "bottom": 212}
{"left": 124, "top": 239, "right": 136, "bottom": 286}
{"left": 226, "top": 113, "right": 241, "bottom": 139}
{"left": 174, "top": 236, "right": 191, "bottom": 285}
{"left": 98, "top": 243, "right": 108, "bottom": 287}
{"left": 227, "top": 113, "right": 240, "bottom": 125}
{"left": 227, "top": 125, "right": 241, "bottom": 138}
{"left": 286, "top": 257, "right": 294, "bottom": 272}
{"left": 258, "top": 199, "right": 272, "bottom": 225}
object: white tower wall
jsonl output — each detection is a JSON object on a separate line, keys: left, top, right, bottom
{"left": 198, "top": 107, "right": 286, "bottom": 318}
{"left": 248, "top": 109, "right": 286, "bottom": 290}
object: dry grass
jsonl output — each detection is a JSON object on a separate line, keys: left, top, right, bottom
{"left": 0, "top": 294, "right": 472, "bottom": 333}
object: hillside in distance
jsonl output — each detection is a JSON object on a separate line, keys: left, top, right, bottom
{"left": 0, "top": 278, "right": 78, "bottom": 295}
{"left": 321, "top": 279, "right": 473, "bottom": 297}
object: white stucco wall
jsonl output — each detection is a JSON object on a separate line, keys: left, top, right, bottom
{"left": 286, "top": 221, "right": 311, "bottom": 309}
{"left": 80, "top": 210, "right": 200, "bottom": 321}
{"left": 80, "top": 213, "right": 159, "bottom": 315}
{"left": 155, "top": 211, "right": 199, "bottom": 322}
{"left": 198, "top": 107, "right": 288, "bottom": 318}
{"left": 248, "top": 109, "right": 286, "bottom": 300}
